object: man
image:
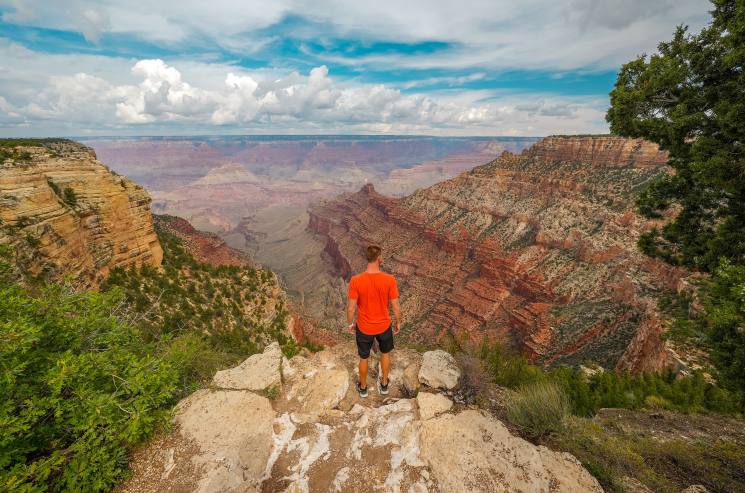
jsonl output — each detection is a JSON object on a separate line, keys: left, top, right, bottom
{"left": 347, "top": 244, "right": 401, "bottom": 398}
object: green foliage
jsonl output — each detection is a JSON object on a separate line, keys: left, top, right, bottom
{"left": 553, "top": 417, "right": 745, "bottom": 493}
{"left": 700, "top": 259, "right": 745, "bottom": 403}
{"left": 607, "top": 0, "right": 745, "bottom": 271}
{"left": 506, "top": 381, "right": 570, "bottom": 437}
{"left": 0, "top": 275, "right": 179, "bottom": 492}
{"left": 104, "top": 221, "right": 294, "bottom": 359}
{"left": 478, "top": 342, "right": 740, "bottom": 416}
{"left": 62, "top": 187, "right": 77, "bottom": 207}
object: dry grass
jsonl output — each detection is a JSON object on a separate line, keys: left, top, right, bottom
{"left": 506, "top": 381, "right": 570, "bottom": 438}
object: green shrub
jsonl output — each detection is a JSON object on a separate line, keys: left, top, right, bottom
{"left": 506, "top": 381, "right": 570, "bottom": 437}
{"left": 0, "top": 216, "right": 295, "bottom": 491}
{"left": 478, "top": 342, "right": 741, "bottom": 416}
{"left": 62, "top": 187, "right": 77, "bottom": 206}
{"left": 0, "top": 279, "right": 179, "bottom": 492}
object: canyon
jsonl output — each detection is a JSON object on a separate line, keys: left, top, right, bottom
{"left": 84, "top": 135, "right": 538, "bottom": 325}
{"left": 0, "top": 140, "right": 162, "bottom": 287}
{"left": 308, "top": 136, "right": 685, "bottom": 371}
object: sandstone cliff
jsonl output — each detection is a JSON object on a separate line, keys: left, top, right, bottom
{"left": 0, "top": 140, "right": 162, "bottom": 286}
{"left": 308, "top": 136, "right": 685, "bottom": 371}
{"left": 118, "top": 342, "right": 602, "bottom": 493}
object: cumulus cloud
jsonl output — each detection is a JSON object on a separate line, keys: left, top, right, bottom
{"left": 0, "top": 52, "right": 607, "bottom": 135}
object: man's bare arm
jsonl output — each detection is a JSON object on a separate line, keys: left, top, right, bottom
{"left": 347, "top": 298, "right": 357, "bottom": 332}
{"left": 390, "top": 298, "right": 401, "bottom": 333}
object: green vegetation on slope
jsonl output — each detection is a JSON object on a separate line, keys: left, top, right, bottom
{"left": 471, "top": 342, "right": 744, "bottom": 492}
{"left": 0, "top": 139, "right": 73, "bottom": 164}
{"left": 104, "top": 221, "right": 300, "bottom": 361}
{"left": 478, "top": 342, "right": 740, "bottom": 422}
{"left": 607, "top": 0, "right": 745, "bottom": 405}
{"left": 0, "top": 221, "right": 301, "bottom": 492}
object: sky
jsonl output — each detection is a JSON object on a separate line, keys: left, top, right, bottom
{"left": 0, "top": 0, "right": 711, "bottom": 137}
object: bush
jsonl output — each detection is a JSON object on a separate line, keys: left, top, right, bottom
{"left": 0, "top": 218, "right": 296, "bottom": 491}
{"left": 62, "top": 187, "right": 77, "bottom": 206}
{"left": 506, "top": 381, "right": 570, "bottom": 437}
{"left": 0, "top": 279, "right": 179, "bottom": 492}
{"left": 478, "top": 342, "right": 741, "bottom": 416}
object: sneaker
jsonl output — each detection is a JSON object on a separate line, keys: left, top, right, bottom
{"left": 357, "top": 381, "right": 368, "bottom": 398}
{"left": 378, "top": 377, "right": 389, "bottom": 395}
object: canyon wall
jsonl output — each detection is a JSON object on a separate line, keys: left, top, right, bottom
{"left": 0, "top": 140, "right": 162, "bottom": 287}
{"left": 308, "top": 135, "right": 684, "bottom": 371}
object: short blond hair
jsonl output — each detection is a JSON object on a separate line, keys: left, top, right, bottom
{"left": 366, "top": 245, "right": 382, "bottom": 263}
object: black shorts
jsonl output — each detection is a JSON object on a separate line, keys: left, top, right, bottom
{"left": 355, "top": 325, "right": 395, "bottom": 359}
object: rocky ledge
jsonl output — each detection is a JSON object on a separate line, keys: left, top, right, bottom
{"left": 118, "top": 343, "right": 601, "bottom": 493}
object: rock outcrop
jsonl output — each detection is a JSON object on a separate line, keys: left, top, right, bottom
{"left": 418, "top": 350, "right": 461, "bottom": 390}
{"left": 154, "top": 214, "right": 252, "bottom": 267}
{"left": 119, "top": 343, "right": 602, "bottom": 493}
{"left": 0, "top": 140, "right": 162, "bottom": 286}
{"left": 308, "top": 135, "right": 685, "bottom": 371}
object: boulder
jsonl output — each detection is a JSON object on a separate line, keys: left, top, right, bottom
{"left": 212, "top": 342, "right": 282, "bottom": 391}
{"left": 285, "top": 367, "right": 349, "bottom": 415}
{"left": 175, "top": 389, "right": 275, "bottom": 493}
{"left": 419, "top": 410, "right": 603, "bottom": 493}
{"left": 418, "top": 350, "right": 460, "bottom": 390}
{"left": 416, "top": 392, "right": 453, "bottom": 420}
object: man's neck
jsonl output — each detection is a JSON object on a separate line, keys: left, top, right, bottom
{"left": 365, "top": 262, "right": 381, "bottom": 273}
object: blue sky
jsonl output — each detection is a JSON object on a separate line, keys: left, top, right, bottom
{"left": 0, "top": 0, "right": 710, "bottom": 136}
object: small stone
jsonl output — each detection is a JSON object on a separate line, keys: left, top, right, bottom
{"left": 681, "top": 486, "right": 710, "bottom": 493}
{"left": 418, "top": 350, "right": 460, "bottom": 390}
{"left": 618, "top": 476, "right": 654, "bottom": 493}
{"left": 212, "top": 342, "right": 282, "bottom": 391}
{"left": 417, "top": 392, "right": 453, "bottom": 420}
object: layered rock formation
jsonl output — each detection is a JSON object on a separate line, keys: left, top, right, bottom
{"left": 118, "top": 342, "right": 601, "bottom": 493}
{"left": 0, "top": 140, "right": 162, "bottom": 286}
{"left": 308, "top": 136, "right": 684, "bottom": 371}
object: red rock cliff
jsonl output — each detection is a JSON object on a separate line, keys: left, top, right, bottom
{"left": 308, "top": 136, "right": 683, "bottom": 371}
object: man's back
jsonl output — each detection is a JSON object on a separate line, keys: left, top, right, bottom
{"left": 348, "top": 272, "right": 398, "bottom": 335}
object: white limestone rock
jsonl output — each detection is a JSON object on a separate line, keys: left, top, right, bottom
{"left": 416, "top": 392, "right": 453, "bottom": 420}
{"left": 418, "top": 349, "right": 460, "bottom": 390}
{"left": 419, "top": 410, "right": 603, "bottom": 493}
{"left": 212, "top": 342, "right": 282, "bottom": 391}
{"left": 175, "top": 389, "right": 275, "bottom": 493}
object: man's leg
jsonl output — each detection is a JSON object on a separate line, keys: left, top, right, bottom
{"left": 377, "top": 326, "right": 395, "bottom": 385}
{"left": 359, "top": 357, "right": 369, "bottom": 388}
{"left": 380, "top": 351, "right": 391, "bottom": 385}
{"left": 355, "top": 328, "right": 373, "bottom": 391}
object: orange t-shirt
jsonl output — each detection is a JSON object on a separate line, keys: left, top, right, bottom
{"left": 348, "top": 272, "right": 399, "bottom": 335}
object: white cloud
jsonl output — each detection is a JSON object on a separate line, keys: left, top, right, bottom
{"left": 0, "top": 51, "right": 608, "bottom": 136}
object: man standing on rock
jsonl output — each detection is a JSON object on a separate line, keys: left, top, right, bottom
{"left": 347, "top": 244, "right": 401, "bottom": 398}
